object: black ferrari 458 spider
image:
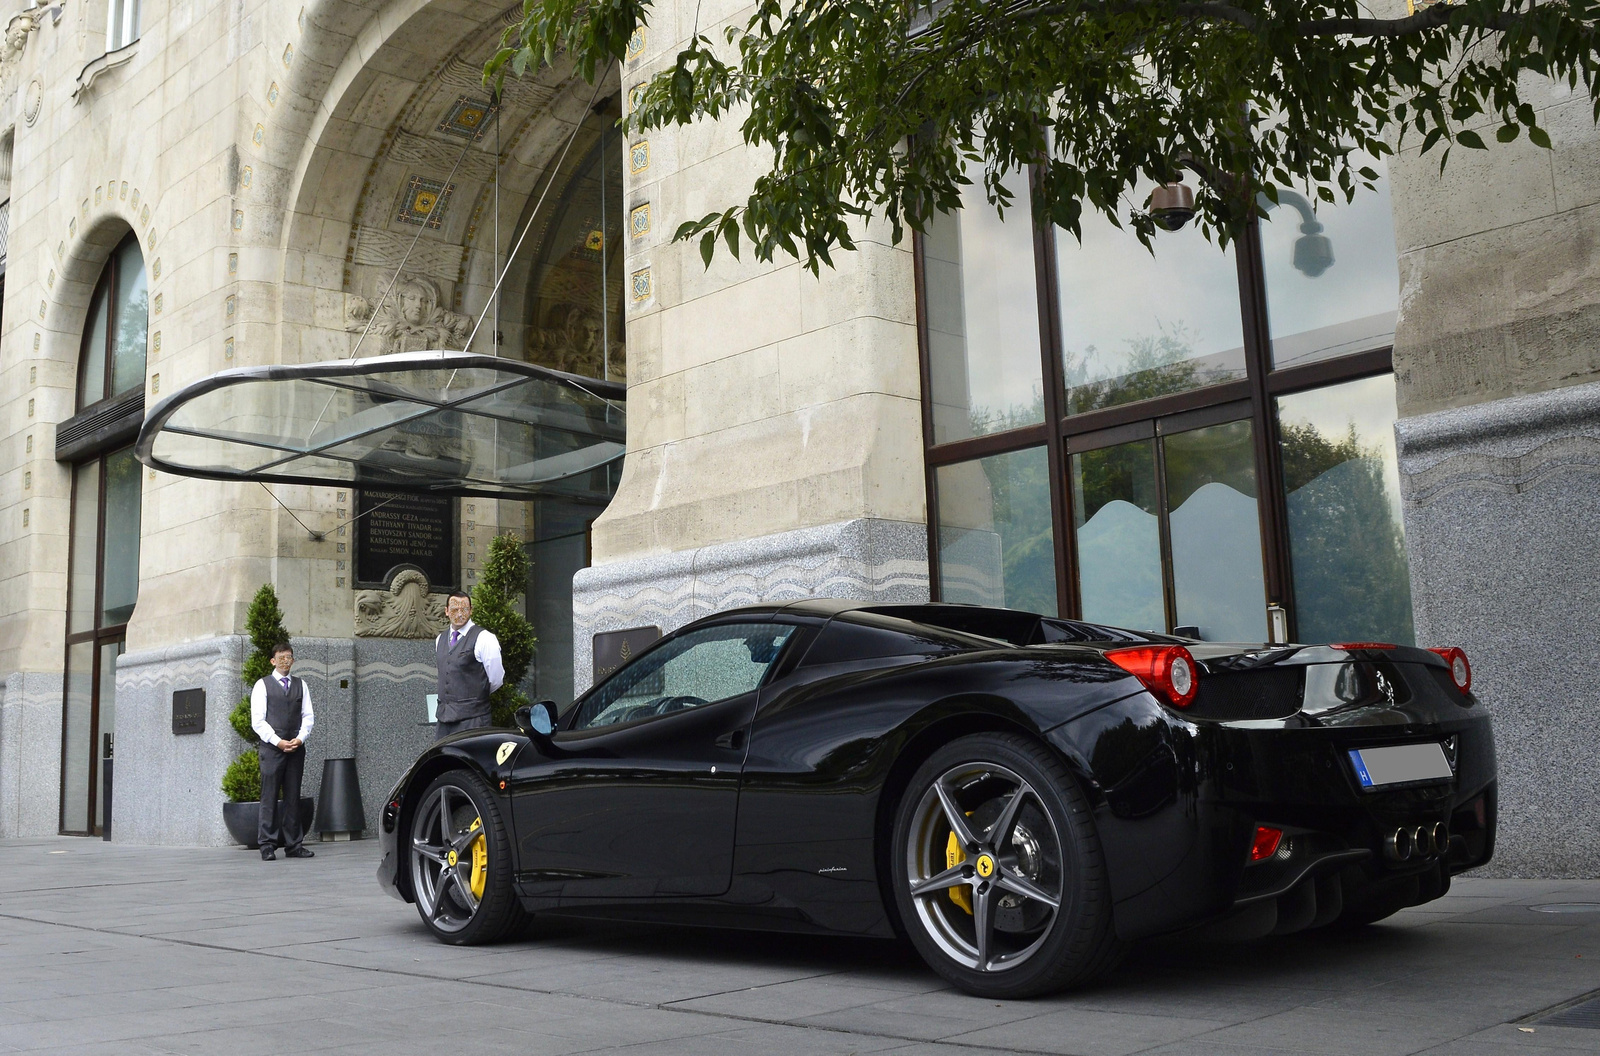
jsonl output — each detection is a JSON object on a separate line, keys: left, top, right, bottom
{"left": 377, "top": 600, "right": 1496, "bottom": 997}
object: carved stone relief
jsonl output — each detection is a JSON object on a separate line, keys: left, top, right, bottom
{"left": 354, "top": 568, "right": 449, "bottom": 639}
{"left": 346, "top": 274, "right": 473, "bottom": 355}
{"left": 0, "top": 12, "right": 39, "bottom": 103}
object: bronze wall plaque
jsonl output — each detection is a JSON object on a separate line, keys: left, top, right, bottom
{"left": 172, "top": 688, "right": 206, "bottom": 735}
{"left": 592, "top": 625, "right": 661, "bottom": 684}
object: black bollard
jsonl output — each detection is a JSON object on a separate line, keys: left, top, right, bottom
{"left": 315, "top": 757, "right": 366, "bottom": 840}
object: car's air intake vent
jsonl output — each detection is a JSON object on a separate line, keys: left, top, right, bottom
{"left": 1188, "top": 666, "right": 1303, "bottom": 721}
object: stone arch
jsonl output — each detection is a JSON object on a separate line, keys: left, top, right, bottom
{"left": 272, "top": 0, "right": 621, "bottom": 368}
{"left": 44, "top": 211, "right": 143, "bottom": 388}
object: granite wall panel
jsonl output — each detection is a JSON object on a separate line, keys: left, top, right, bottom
{"left": 1397, "top": 379, "right": 1600, "bottom": 876}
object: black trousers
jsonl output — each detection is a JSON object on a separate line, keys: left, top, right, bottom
{"left": 258, "top": 742, "right": 305, "bottom": 850}
{"left": 435, "top": 714, "right": 491, "bottom": 741}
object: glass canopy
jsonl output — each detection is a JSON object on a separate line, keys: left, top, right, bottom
{"left": 135, "top": 351, "right": 625, "bottom": 500}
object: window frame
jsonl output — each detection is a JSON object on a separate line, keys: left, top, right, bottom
{"left": 916, "top": 167, "right": 1399, "bottom": 644}
{"left": 76, "top": 232, "right": 146, "bottom": 413}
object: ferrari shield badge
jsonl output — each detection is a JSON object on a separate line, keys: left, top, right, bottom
{"left": 496, "top": 742, "right": 516, "bottom": 765}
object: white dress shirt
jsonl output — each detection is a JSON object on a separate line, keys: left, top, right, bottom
{"left": 438, "top": 620, "right": 505, "bottom": 692}
{"left": 250, "top": 676, "right": 316, "bottom": 747}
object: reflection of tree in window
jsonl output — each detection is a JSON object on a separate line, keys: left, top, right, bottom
{"left": 1280, "top": 422, "right": 1414, "bottom": 645}
{"left": 1063, "top": 326, "right": 1231, "bottom": 416}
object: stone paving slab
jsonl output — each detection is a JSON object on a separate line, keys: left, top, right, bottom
{"left": 0, "top": 836, "right": 1596, "bottom": 1055}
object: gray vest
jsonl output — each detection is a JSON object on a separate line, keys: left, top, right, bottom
{"left": 436, "top": 624, "right": 491, "bottom": 723}
{"left": 262, "top": 676, "right": 304, "bottom": 741}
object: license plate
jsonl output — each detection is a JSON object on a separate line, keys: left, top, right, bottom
{"left": 1348, "top": 743, "right": 1454, "bottom": 790}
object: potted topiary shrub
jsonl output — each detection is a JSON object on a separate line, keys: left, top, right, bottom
{"left": 220, "top": 584, "right": 314, "bottom": 848}
{"left": 469, "top": 535, "right": 537, "bottom": 727}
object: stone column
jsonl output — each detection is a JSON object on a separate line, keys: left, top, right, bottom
{"left": 1390, "top": 84, "right": 1600, "bottom": 876}
{"left": 574, "top": 7, "right": 930, "bottom": 692}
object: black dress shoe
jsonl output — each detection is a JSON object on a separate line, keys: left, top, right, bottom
{"left": 261, "top": 848, "right": 277, "bottom": 861}
{"left": 284, "top": 846, "right": 315, "bottom": 858}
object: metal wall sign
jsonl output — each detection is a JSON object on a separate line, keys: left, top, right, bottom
{"left": 592, "top": 626, "right": 660, "bottom": 684}
{"left": 171, "top": 688, "right": 206, "bottom": 735}
{"left": 354, "top": 488, "right": 456, "bottom": 589}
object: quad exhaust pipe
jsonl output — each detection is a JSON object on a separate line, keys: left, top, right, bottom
{"left": 1384, "top": 822, "right": 1450, "bottom": 862}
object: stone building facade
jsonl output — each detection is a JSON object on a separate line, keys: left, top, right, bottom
{"left": 0, "top": 0, "right": 1594, "bottom": 876}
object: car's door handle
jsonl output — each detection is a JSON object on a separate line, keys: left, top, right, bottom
{"left": 714, "top": 729, "right": 747, "bottom": 750}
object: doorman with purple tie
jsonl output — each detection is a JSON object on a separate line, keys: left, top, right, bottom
{"left": 250, "top": 642, "right": 316, "bottom": 860}
{"left": 434, "top": 591, "right": 505, "bottom": 740}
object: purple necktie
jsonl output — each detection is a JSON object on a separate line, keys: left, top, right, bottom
{"left": 450, "top": 629, "right": 460, "bottom": 648}
{"left": 281, "top": 678, "right": 290, "bottom": 692}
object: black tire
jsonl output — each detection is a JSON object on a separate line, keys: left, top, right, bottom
{"left": 407, "top": 770, "right": 525, "bottom": 944}
{"left": 891, "top": 733, "right": 1124, "bottom": 998}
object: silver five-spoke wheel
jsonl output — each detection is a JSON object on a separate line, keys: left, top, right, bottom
{"left": 406, "top": 771, "right": 524, "bottom": 944}
{"left": 892, "top": 733, "right": 1122, "bottom": 997}
{"left": 905, "top": 761, "right": 1064, "bottom": 972}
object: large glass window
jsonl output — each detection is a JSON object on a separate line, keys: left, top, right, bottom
{"left": 1260, "top": 153, "right": 1399, "bottom": 369}
{"left": 1277, "top": 375, "right": 1413, "bottom": 644}
{"left": 1071, "top": 439, "right": 1163, "bottom": 632}
{"left": 935, "top": 447, "right": 1057, "bottom": 615}
{"left": 77, "top": 235, "right": 147, "bottom": 409}
{"left": 1054, "top": 186, "right": 1246, "bottom": 416}
{"left": 62, "top": 235, "right": 147, "bottom": 835}
{"left": 920, "top": 161, "right": 1412, "bottom": 644}
{"left": 923, "top": 165, "right": 1045, "bottom": 442}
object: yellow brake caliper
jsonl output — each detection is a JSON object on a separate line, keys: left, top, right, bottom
{"left": 468, "top": 817, "right": 487, "bottom": 899}
{"left": 945, "top": 812, "right": 975, "bottom": 915}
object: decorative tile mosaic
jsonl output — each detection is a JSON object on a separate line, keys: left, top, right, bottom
{"left": 397, "top": 175, "right": 453, "bottom": 228}
{"left": 232, "top": 210, "right": 244, "bottom": 230}
{"left": 228, "top": 253, "right": 238, "bottom": 274}
{"left": 226, "top": 295, "right": 236, "bottom": 317}
{"left": 585, "top": 229, "right": 604, "bottom": 252}
{"left": 630, "top": 267, "right": 652, "bottom": 301}
{"left": 241, "top": 166, "right": 252, "bottom": 188}
{"left": 626, "top": 28, "right": 646, "bottom": 61}
{"left": 154, "top": 293, "right": 162, "bottom": 315}
{"left": 628, "top": 83, "right": 646, "bottom": 113}
{"left": 45, "top": 270, "right": 53, "bottom": 288}
{"left": 629, "top": 141, "right": 649, "bottom": 174}
{"left": 630, "top": 203, "right": 651, "bottom": 238}
{"left": 37, "top": 300, "right": 44, "bottom": 319}
{"left": 283, "top": 43, "right": 294, "bottom": 67}
{"left": 224, "top": 337, "right": 234, "bottom": 359}
{"left": 32, "top": 334, "right": 39, "bottom": 351}
{"left": 147, "top": 228, "right": 157, "bottom": 249}
{"left": 130, "top": 189, "right": 140, "bottom": 210}
{"left": 140, "top": 204, "right": 150, "bottom": 224}
{"left": 437, "top": 96, "right": 494, "bottom": 141}
{"left": 152, "top": 333, "right": 161, "bottom": 355}
{"left": 253, "top": 123, "right": 265, "bottom": 146}
{"left": 152, "top": 258, "right": 161, "bottom": 279}
{"left": 268, "top": 82, "right": 280, "bottom": 105}
{"left": 94, "top": 186, "right": 102, "bottom": 204}
{"left": 120, "top": 181, "right": 128, "bottom": 200}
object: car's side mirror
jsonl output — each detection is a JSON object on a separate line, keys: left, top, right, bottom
{"left": 514, "top": 699, "right": 558, "bottom": 739}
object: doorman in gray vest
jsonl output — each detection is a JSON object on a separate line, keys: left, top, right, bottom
{"left": 435, "top": 591, "right": 505, "bottom": 739}
{"left": 250, "top": 642, "right": 316, "bottom": 860}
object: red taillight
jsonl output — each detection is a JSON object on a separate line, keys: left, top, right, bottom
{"left": 1428, "top": 646, "right": 1471, "bottom": 693}
{"left": 1249, "top": 826, "right": 1283, "bottom": 862}
{"left": 1106, "top": 646, "right": 1199, "bottom": 709}
{"left": 1333, "top": 642, "right": 1397, "bottom": 650}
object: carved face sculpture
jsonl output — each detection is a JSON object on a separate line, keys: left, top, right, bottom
{"left": 399, "top": 284, "right": 429, "bottom": 327}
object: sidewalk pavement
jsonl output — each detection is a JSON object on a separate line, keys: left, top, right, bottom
{"left": 0, "top": 836, "right": 1596, "bottom": 1056}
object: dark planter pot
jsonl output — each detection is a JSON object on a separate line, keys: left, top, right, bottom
{"left": 222, "top": 797, "right": 315, "bottom": 849}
